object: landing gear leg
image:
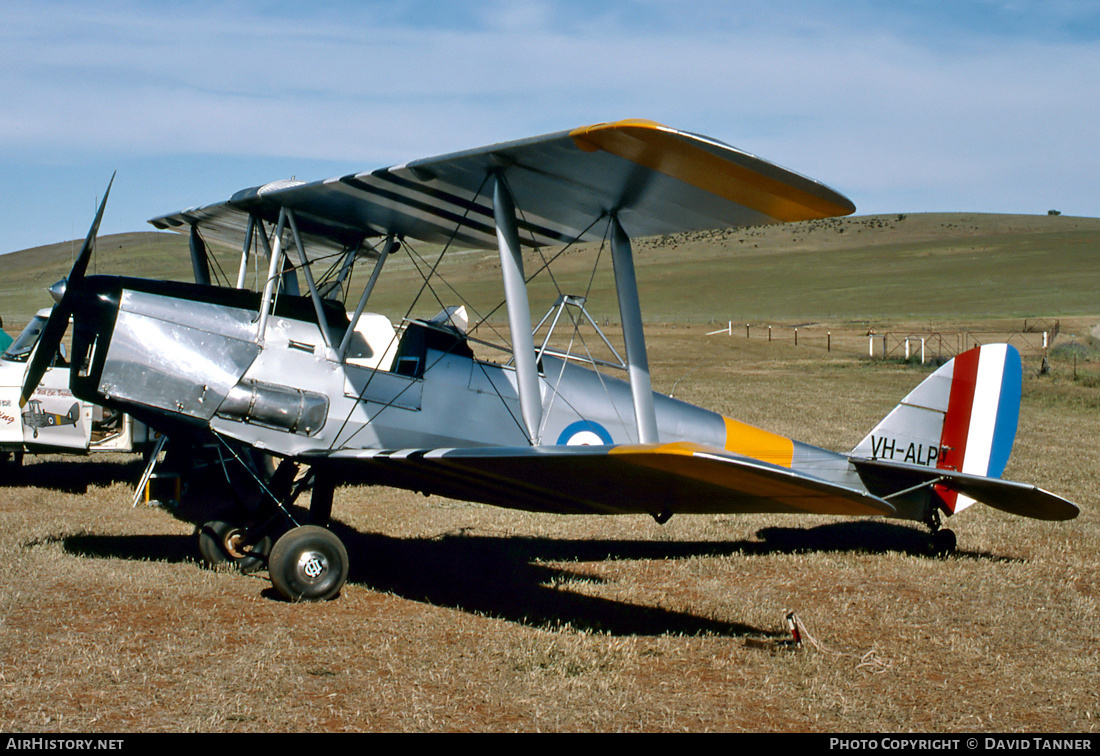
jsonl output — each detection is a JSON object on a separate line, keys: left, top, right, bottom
{"left": 924, "top": 508, "right": 956, "bottom": 557}
{"left": 197, "top": 438, "right": 350, "bottom": 602}
{"left": 267, "top": 469, "right": 347, "bottom": 601}
{"left": 309, "top": 475, "right": 335, "bottom": 525}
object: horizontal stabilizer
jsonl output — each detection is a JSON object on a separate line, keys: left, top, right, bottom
{"left": 851, "top": 457, "right": 1078, "bottom": 522}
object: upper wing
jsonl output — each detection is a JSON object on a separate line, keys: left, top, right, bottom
{"left": 150, "top": 119, "right": 855, "bottom": 252}
{"left": 317, "top": 442, "right": 894, "bottom": 518}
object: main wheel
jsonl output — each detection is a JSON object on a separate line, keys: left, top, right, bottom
{"left": 929, "top": 528, "right": 957, "bottom": 557}
{"left": 197, "top": 520, "right": 272, "bottom": 574}
{"left": 268, "top": 525, "right": 348, "bottom": 602}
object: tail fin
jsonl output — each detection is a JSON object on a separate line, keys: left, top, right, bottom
{"left": 851, "top": 344, "right": 1022, "bottom": 514}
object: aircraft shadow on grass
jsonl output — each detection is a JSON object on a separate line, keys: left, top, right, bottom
{"left": 4, "top": 458, "right": 146, "bottom": 494}
{"left": 56, "top": 516, "right": 1019, "bottom": 637}
{"left": 752, "top": 519, "right": 1023, "bottom": 563}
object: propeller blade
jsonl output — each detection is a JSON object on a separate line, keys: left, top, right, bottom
{"left": 69, "top": 171, "right": 115, "bottom": 286}
{"left": 19, "top": 302, "right": 72, "bottom": 408}
{"left": 20, "top": 173, "right": 116, "bottom": 407}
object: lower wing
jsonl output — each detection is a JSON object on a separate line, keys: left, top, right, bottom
{"left": 317, "top": 443, "right": 895, "bottom": 519}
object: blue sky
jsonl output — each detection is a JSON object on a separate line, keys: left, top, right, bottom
{"left": 2, "top": 0, "right": 1099, "bottom": 254}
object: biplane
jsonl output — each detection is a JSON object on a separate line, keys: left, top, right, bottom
{"left": 21, "top": 399, "right": 79, "bottom": 438}
{"left": 23, "top": 120, "right": 1078, "bottom": 601}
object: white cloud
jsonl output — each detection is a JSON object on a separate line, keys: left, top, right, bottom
{"left": 2, "top": 0, "right": 1098, "bottom": 253}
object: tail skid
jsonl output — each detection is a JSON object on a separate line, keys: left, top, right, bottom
{"left": 849, "top": 344, "right": 1077, "bottom": 522}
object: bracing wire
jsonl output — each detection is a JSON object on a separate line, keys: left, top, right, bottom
{"left": 324, "top": 176, "right": 628, "bottom": 450}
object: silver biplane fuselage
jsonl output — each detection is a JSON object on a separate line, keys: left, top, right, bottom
{"left": 76, "top": 276, "right": 856, "bottom": 494}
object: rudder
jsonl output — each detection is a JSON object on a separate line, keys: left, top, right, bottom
{"left": 850, "top": 344, "right": 1023, "bottom": 514}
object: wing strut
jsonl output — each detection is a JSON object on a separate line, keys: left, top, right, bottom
{"left": 338, "top": 234, "right": 396, "bottom": 361}
{"left": 493, "top": 175, "right": 542, "bottom": 444}
{"left": 610, "top": 216, "right": 658, "bottom": 444}
{"left": 256, "top": 210, "right": 287, "bottom": 342}
{"left": 236, "top": 214, "right": 255, "bottom": 289}
{"left": 189, "top": 226, "right": 212, "bottom": 286}
{"left": 285, "top": 209, "right": 334, "bottom": 350}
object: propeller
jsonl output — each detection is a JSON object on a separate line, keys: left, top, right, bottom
{"left": 20, "top": 173, "right": 115, "bottom": 408}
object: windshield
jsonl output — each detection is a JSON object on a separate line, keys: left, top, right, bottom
{"left": 2, "top": 316, "right": 49, "bottom": 363}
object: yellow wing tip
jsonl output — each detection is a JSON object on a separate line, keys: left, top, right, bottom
{"left": 570, "top": 119, "right": 669, "bottom": 151}
{"left": 573, "top": 118, "right": 666, "bottom": 131}
{"left": 569, "top": 120, "right": 854, "bottom": 222}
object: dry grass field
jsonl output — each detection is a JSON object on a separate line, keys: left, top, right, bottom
{"left": 0, "top": 214, "right": 1097, "bottom": 732}
{"left": 0, "top": 324, "right": 1097, "bottom": 733}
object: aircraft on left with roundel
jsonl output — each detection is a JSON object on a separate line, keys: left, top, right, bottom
{"left": 22, "top": 120, "right": 1079, "bottom": 602}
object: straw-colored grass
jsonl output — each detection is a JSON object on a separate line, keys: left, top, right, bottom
{"left": 0, "top": 213, "right": 1096, "bottom": 732}
{"left": 0, "top": 324, "right": 1096, "bottom": 732}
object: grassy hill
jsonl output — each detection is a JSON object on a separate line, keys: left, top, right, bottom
{"left": 1, "top": 212, "right": 1097, "bottom": 331}
{"left": 0, "top": 232, "right": 192, "bottom": 327}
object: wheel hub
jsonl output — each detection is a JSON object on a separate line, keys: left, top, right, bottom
{"left": 296, "top": 550, "right": 329, "bottom": 583}
{"left": 224, "top": 530, "right": 247, "bottom": 559}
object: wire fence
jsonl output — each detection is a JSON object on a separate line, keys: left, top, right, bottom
{"left": 708, "top": 319, "right": 1062, "bottom": 365}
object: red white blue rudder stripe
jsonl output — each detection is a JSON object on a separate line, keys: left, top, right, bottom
{"left": 936, "top": 343, "right": 1022, "bottom": 513}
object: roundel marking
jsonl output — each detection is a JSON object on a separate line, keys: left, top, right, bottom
{"left": 557, "top": 420, "right": 613, "bottom": 446}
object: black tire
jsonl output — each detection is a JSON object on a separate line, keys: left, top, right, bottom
{"left": 268, "top": 525, "right": 348, "bottom": 602}
{"left": 197, "top": 519, "right": 272, "bottom": 574}
{"left": 930, "top": 528, "right": 957, "bottom": 557}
